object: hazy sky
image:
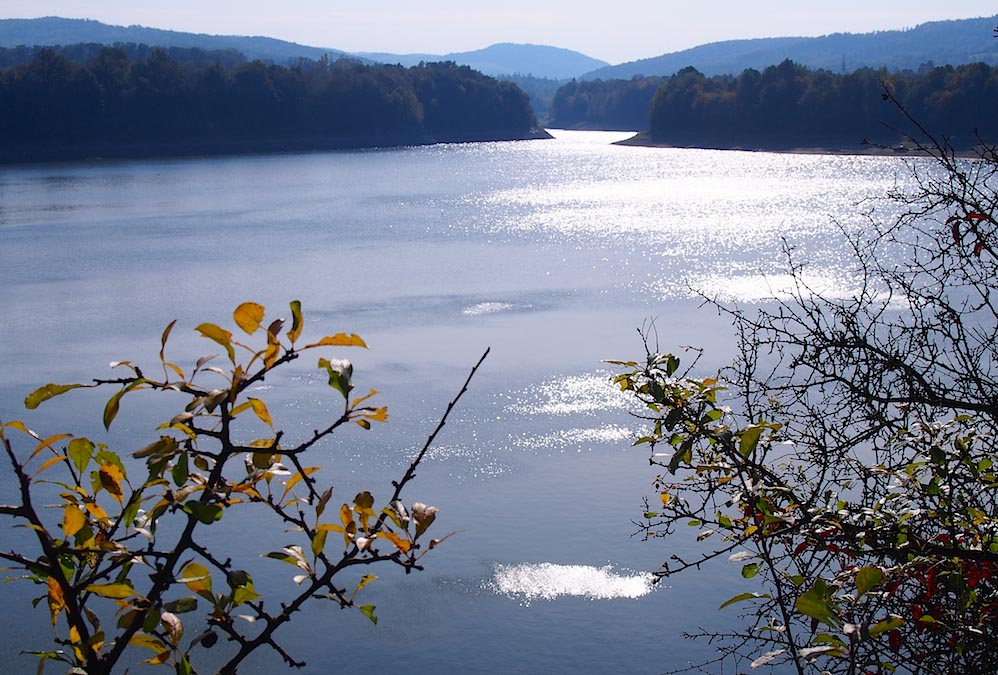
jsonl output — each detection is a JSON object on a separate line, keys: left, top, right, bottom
{"left": 3, "top": 1, "right": 994, "bottom": 64}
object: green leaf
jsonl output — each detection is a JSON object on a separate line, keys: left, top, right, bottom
{"left": 796, "top": 580, "right": 837, "bottom": 625}
{"left": 24, "top": 383, "right": 84, "bottom": 409}
{"left": 741, "top": 562, "right": 763, "bottom": 579}
{"left": 172, "top": 453, "right": 189, "bottom": 487}
{"left": 855, "top": 566, "right": 885, "bottom": 599}
{"left": 133, "top": 436, "right": 178, "bottom": 461}
{"left": 719, "top": 591, "right": 766, "bottom": 610}
{"left": 182, "top": 502, "right": 223, "bottom": 525}
{"left": 311, "top": 529, "right": 328, "bottom": 559}
{"left": 103, "top": 380, "right": 147, "bottom": 430}
{"left": 318, "top": 358, "right": 353, "bottom": 398}
{"left": 84, "top": 583, "right": 135, "bottom": 599}
{"left": 869, "top": 615, "right": 905, "bottom": 637}
{"left": 739, "top": 426, "right": 763, "bottom": 458}
{"left": 66, "top": 438, "right": 95, "bottom": 475}
{"left": 358, "top": 604, "right": 378, "bottom": 624}
{"left": 164, "top": 597, "right": 199, "bottom": 614}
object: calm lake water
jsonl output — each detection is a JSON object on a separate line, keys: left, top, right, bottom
{"left": 0, "top": 131, "right": 917, "bottom": 673}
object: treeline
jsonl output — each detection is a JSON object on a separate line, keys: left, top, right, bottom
{"left": 551, "top": 60, "right": 998, "bottom": 149}
{"left": 0, "top": 42, "right": 248, "bottom": 69}
{"left": 550, "top": 76, "right": 664, "bottom": 130}
{"left": 0, "top": 47, "right": 538, "bottom": 163}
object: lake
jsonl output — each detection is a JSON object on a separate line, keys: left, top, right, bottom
{"left": 0, "top": 130, "right": 917, "bottom": 673}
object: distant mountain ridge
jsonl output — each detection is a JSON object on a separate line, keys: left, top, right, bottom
{"left": 584, "top": 15, "right": 998, "bottom": 79}
{"left": 0, "top": 16, "right": 347, "bottom": 64}
{"left": 0, "top": 17, "right": 607, "bottom": 79}
{"left": 358, "top": 43, "right": 609, "bottom": 79}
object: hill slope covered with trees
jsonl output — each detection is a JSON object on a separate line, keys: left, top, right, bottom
{"left": 0, "top": 48, "right": 540, "bottom": 163}
{"left": 551, "top": 60, "right": 998, "bottom": 151}
{"left": 584, "top": 15, "right": 998, "bottom": 79}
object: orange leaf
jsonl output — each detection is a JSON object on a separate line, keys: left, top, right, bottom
{"left": 305, "top": 333, "right": 368, "bottom": 349}
{"left": 47, "top": 576, "right": 66, "bottom": 625}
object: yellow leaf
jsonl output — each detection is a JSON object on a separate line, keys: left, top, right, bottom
{"left": 85, "top": 502, "right": 109, "bottom": 523}
{"left": 660, "top": 492, "right": 672, "bottom": 506}
{"left": 195, "top": 323, "right": 235, "bottom": 361}
{"left": 69, "top": 624, "right": 86, "bottom": 662}
{"left": 130, "top": 633, "right": 166, "bottom": 653}
{"left": 288, "top": 300, "right": 304, "bottom": 344}
{"left": 85, "top": 582, "right": 136, "bottom": 599}
{"left": 30, "top": 433, "right": 73, "bottom": 460}
{"left": 264, "top": 340, "right": 280, "bottom": 369}
{"left": 178, "top": 562, "right": 212, "bottom": 595}
{"left": 281, "top": 466, "right": 320, "bottom": 501}
{"left": 63, "top": 505, "right": 87, "bottom": 538}
{"left": 164, "top": 362, "right": 186, "bottom": 380}
{"left": 361, "top": 407, "right": 389, "bottom": 423}
{"left": 355, "top": 574, "right": 377, "bottom": 593}
{"left": 340, "top": 503, "right": 353, "bottom": 528}
{"left": 249, "top": 398, "right": 273, "bottom": 427}
{"left": 99, "top": 464, "right": 125, "bottom": 504}
{"left": 305, "top": 333, "right": 368, "bottom": 349}
{"left": 233, "top": 302, "right": 266, "bottom": 335}
{"left": 4, "top": 420, "right": 36, "bottom": 438}
{"left": 375, "top": 531, "right": 411, "bottom": 553}
{"left": 47, "top": 576, "right": 66, "bottom": 625}
{"left": 31, "top": 454, "right": 68, "bottom": 478}
{"left": 311, "top": 529, "right": 328, "bottom": 558}
{"left": 143, "top": 651, "right": 171, "bottom": 665}
{"left": 351, "top": 389, "right": 378, "bottom": 407}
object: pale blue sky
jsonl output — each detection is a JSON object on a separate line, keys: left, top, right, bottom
{"left": 3, "top": 1, "right": 994, "bottom": 63}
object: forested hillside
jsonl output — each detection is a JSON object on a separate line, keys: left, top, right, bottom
{"left": 0, "top": 48, "right": 539, "bottom": 163}
{"left": 551, "top": 60, "right": 998, "bottom": 150}
{"left": 584, "top": 15, "right": 998, "bottom": 79}
{"left": 646, "top": 60, "right": 997, "bottom": 149}
{"left": 550, "top": 77, "right": 664, "bottom": 129}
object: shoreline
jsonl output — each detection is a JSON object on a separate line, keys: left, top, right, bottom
{"left": 613, "top": 131, "right": 976, "bottom": 158}
{"left": 0, "top": 128, "right": 553, "bottom": 167}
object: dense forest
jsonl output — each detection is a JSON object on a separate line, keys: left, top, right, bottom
{"left": 550, "top": 76, "right": 664, "bottom": 130}
{"left": 0, "top": 47, "right": 539, "bottom": 163}
{"left": 551, "top": 60, "right": 998, "bottom": 149}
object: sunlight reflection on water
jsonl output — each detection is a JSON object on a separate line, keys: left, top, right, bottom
{"left": 488, "top": 562, "right": 657, "bottom": 605}
{"left": 506, "top": 371, "right": 633, "bottom": 417}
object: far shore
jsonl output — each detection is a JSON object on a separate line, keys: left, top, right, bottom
{"left": 614, "top": 131, "right": 979, "bottom": 158}
{"left": 0, "top": 128, "right": 552, "bottom": 166}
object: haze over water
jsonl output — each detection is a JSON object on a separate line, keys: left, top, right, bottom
{"left": 0, "top": 131, "right": 918, "bottom": 673}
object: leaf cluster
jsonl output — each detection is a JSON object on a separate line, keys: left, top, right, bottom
{"left": 614, "top": 88, "right": 998, "bottom": 675}
{"left": 1, "top": 301, "right": 483, "bottom": 674}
